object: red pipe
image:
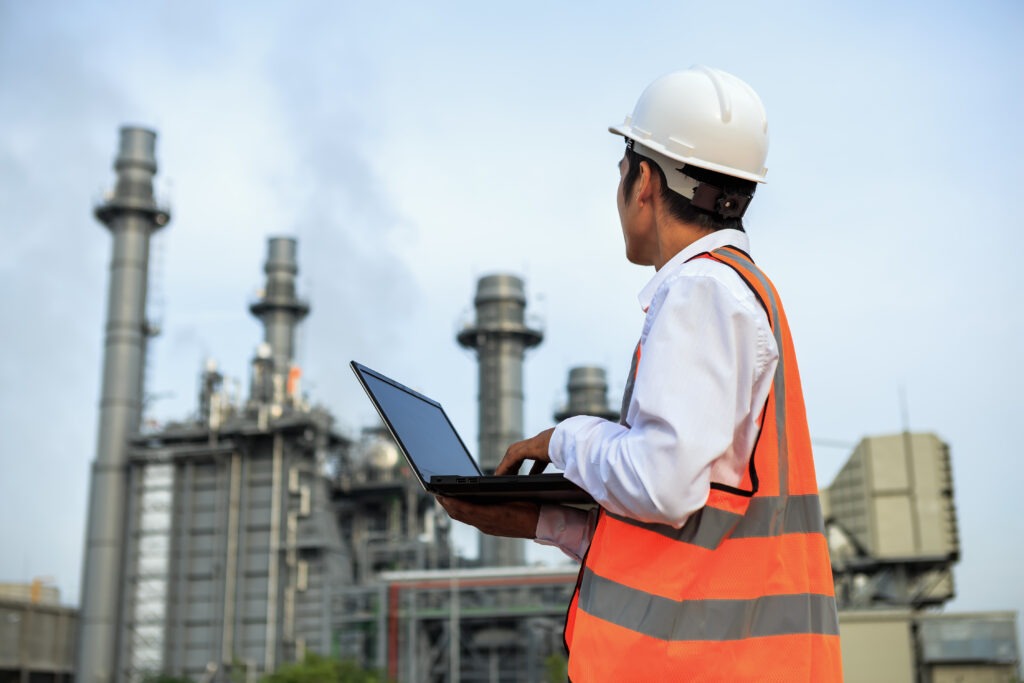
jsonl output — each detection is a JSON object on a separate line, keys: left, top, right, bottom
{"left": 388, "top": 584, "right": 400, "bottom": 679}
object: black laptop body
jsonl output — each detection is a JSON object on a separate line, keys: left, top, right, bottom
{"left": 350, "top": 361, "right": 593, "bottom": 504}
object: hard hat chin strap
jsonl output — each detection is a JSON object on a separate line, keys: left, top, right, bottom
{"left": 632, "top": 141, "right": 752, "bottom": 219}
{"left": 688, "top": 179, "right": 751, "bottom": 219}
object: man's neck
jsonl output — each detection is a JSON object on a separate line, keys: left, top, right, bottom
{"left": 653, "top": 220, "right": 713, "bottom": 271}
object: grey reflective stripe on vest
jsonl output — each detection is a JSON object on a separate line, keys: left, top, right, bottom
{"left": 619, "top": 341, "right": 640, "bottom": 427}
{"left": 578, "top": 568, "right": 839, "bottom": 641}
{"left": 606, "top": 494, "right": 824, "bottom": 550}
{"left": 713, "top": 248, "right": 790, "bottom": 498}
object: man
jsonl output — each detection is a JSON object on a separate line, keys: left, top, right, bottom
{"left": 439, "top": 66, "right": 842, "bottom": 681}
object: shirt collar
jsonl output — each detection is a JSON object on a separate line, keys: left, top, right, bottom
{"left": 638, "top": 229, "right": 750, "bottom": 311}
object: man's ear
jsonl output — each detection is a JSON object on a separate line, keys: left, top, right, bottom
{"left": 637, "top": 160, "right": 655, "bottom": 206}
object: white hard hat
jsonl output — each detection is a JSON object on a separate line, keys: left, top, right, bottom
{"left": 610, "top": 66, "right": 769, "bottom": 184}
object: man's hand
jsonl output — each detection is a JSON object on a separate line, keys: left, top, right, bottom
{"left": 495, "top": 427, "right": 555, "bottom": 476}
{"left": 435, "top": 496, "right": 539, "bottom": 538}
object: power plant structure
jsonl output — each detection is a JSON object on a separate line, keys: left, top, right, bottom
{"left": 115, "top": 237, "right": 356, "bottom": 681}
{"left": 457, "top": 275, "right": 543, "bottom": 567}
{"left": 65, "top": 126, "right": 1019, "bottom": 683}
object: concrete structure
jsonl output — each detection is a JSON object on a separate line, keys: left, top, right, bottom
{"left": 77, "top": 127, "right": 170, "bottom": 683}
{"left": 456, "top": 275, "right": 543, "bottom": 567}
{"left": 0, "top": 599, "right": 78, "bottom": 683}
{"left": 839, "top": 610, "right": 917, "bottom": 682}
{"left": 0, "top": 582, "right": 62, "bottom": 608}
{"left": 553, "top": 366, "right": 619, "bottom": 423}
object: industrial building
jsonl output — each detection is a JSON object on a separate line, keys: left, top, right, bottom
{"left": 64, "top": 126, "right": 1019, "bottom": 682}
{"left": 0, "top": 583, "right": 77, "bottom": 683}
{"left": 823, "top": 434, "right": 1020, "bottom": 681}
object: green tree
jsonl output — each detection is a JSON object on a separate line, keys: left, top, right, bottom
{"left": 141, "top": 675, "right": 195, "bottom": 683}
{"left": 543, "top": 653, "right": 568, "bottom": 683}
{"left": 261, "top": 653, "right": 390, "bottom": 683}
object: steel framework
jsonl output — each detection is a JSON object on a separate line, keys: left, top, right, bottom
{"left": 332, "top": 566, "right": 578, "bottom": 683}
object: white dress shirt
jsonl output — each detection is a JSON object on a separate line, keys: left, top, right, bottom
{"left": 535, "top": 229, "right": 779, "bottom": 561}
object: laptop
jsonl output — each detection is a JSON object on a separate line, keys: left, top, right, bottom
{"left": 350, "top": 361, "right": 594, "bottom": 504}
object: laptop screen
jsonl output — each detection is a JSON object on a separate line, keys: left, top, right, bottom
{"left": 358, "top": 369, "right": 481, "bottom": 481}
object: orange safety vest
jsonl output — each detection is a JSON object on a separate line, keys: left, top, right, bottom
{"left": 564, "top": 246, "right": 842, "bottom": 682}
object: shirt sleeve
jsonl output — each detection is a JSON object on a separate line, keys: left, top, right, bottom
{"left": 533, "top": 503, "right": 599, "bottom": 562}
{"left": 548, "top": 272, "right": 766, "bottom": 528}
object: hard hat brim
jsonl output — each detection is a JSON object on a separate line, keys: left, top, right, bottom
{"left": 608, "top": 122, "right": 767, "bottom": 183}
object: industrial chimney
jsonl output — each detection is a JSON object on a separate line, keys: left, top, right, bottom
{"left": 457, "top": 274, "right": 543, "bottom": 566}
{"left": 77, "top": 127, "right": 170, "bottom": 683}
{"left": 248, "top": 237, "right": 309, "bottom": 408}
{"left": 554, "top": 366, "right": 620, "bottom": 423}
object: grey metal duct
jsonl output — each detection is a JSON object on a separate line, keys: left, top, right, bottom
{"left": 457, "top": 274, "right": 542, "bottom": 566}
{"left": 554, "top": 366, "right": 620, "bottom": 423}
{"left": 249, "top": 237, "right": 309, "bottom": 403}
{"left": 77, "top": 127, "right": 170, "bottom": 683}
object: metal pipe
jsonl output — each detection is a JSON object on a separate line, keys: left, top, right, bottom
{"left": 265, "top": 434, "right": 283, "bottom": 673}
{"left": 221, "top": 454, "right": 241, "bottom": 665}
{"left": 449, "top": 545, "right": 459, "bottom": 683}
{"left": 376, "top": 584, "right": 388, "bottom": 673}
{"left": 173, "top": 461, "right": 194, "bottom": 672}
{"left": 77, "top": 127, "right": 170, "bottom": 683}
{"left": 406, "top": 589, "right": 416, "bottom": 683}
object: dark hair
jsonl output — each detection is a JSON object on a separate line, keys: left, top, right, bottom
{"left": 623, "top": 144, "right": 756, "bottom": 232}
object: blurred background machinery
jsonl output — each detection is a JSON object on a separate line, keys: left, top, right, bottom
{"left": 58, "top": 127, "right": 1020, "bottom": 683}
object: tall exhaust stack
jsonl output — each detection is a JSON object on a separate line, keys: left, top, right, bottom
{"left": 249, "top": 237, "right": 309, "bottom": 404}
{"left": 554, "top": 366, "right": 620, "bottom": 423}
{"left": 77, "top": 127, "right": 169, "bottom": 683}
{"left": 457, "top": 274, "right": 542, "bottom": 566}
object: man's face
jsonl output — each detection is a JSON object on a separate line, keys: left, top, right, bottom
{"left": 616, "top": 153, "right": 656, "bottom": 266}
{"left": 616, "top": 154, "right": 628, "bottom": 232}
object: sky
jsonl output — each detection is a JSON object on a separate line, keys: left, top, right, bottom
{"left": 1, "top": 0, "right": 1022, "bottom": 649}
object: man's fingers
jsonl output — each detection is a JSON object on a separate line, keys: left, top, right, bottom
{"left": 529, "top": 460, "right": 547, "bottom": 475}
{"left": 496, "top": 430, "right": 553, "bottom": 475}
{"left": 435, "top": 495, "right": 473, "bottom": 523}
{"left": 495, "top": 449, "right": 526, "bottom": 475}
